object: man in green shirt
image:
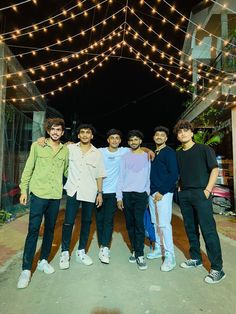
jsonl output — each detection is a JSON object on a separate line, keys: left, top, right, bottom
{"left": 17, "top": 118, "right": 69, "bottom": 289}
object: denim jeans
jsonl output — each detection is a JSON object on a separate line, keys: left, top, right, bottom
{"left": 149, "top": 192, "right": 175, "bottom": 255}
{"left": 61, "top": 194, "right": 95, "bottom": 252}
{"left": 95, "top": 193, "right": 117, "bottom": 248}
{"left": 178, "top": 189, "right": 223, "bottom": 271}
{"left": 22, "top": 193, "right": 60, "bottom": 270}
{"left": 123, "top": 191, "right": 148, "bottom": 258}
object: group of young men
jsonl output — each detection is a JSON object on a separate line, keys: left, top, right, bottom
{"left": 17, "top": 117, "right": 225, "bottom": 289}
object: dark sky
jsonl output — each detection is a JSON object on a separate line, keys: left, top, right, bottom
{"left": 1, "top": 0, "right": 202, "bottom": 145}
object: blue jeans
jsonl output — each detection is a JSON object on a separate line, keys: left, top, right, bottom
{"left": 22, "top": 193, "right": 60, "bottom": 270}
{"left": 123, "top": 192, "right": 148, "bottom": 258}
{"left": 178, "top": 189, "right": 223, "bottom": 271}
{"left": 95, "top": 193, "right": 117, "bottom": 248}
{"left": 149, "top": 192, "right": 175, "bottom": 255}
{"left": 61, "top": 194, "right": 95, "bottom": 252}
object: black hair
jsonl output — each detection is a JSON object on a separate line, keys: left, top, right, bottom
{"left": 76, "top": 123, "right": 96, "bottom": 135}
{"left": 154, "top": 126, "right": 169, "bottom": 137}
{"left": 106, "top": 128, "right": 123, "bottom": 139}
{"left": 127, "top": 129, "right": 144, "bottom": 141}
{"left": 173, "top": 119, "right": 194, "bottom": 135}
{"left": 44, "top": 118, "right": 65, "bottom": 131}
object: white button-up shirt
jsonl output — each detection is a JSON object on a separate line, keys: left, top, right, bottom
{"left": 64, "top": 143, "right": 106, "bottom": 202}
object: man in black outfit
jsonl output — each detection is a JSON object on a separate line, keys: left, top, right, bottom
{"left": 173, "top": 119, "right": 225, "bottom": 284}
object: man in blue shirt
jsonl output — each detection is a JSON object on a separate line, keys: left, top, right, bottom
{"left": 148, "top": 126, "right": 178, "bottom": 272}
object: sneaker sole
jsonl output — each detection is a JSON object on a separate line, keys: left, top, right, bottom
{"left": 147, "top": 255, "right": 162, "bottom": 260}
{"left": 138, "top": 266, "right": 148, "bottom": 270}
{"left": 59, "top": 264, "right": 70, "bottom": 270}
{"left": 17, "top": 280, "right": 30, "bottom": 289}
{"left": 180, "top": 263, "right": 203, "bottom": 269}
{"left": 129, "top": 259, "right": 136, "bottom": 264}
{"left": 76, "top": 258, "right": 93, "bottom": 266}
{"left": 99, "top": 259, "right": 110, "bottom": 264}
{"left": 161, "top": 264, "right": 176, "bottom": 272}
{"left": 204, "top": 274, "right": 226, "bottom": 284}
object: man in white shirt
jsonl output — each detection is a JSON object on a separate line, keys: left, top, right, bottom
{"left": 59, "top": 124, "right": 106, "bottom": 269}
{"left": 97, "top": 129, "right": 130, "bottom": 264}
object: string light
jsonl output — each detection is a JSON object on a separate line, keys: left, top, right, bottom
{"left": 4, "top": 29, "right": 124, "bottom": 90}
{"left": 1, "top": 23, "right": 125, "bottom": 79}
{"left": 6, "top": 43, "right": 122, "bottom": 102}
{"left": 0, "top": 0, "right": 35, "bottom": 12}
{"left": 0, "top": 6, "right": 125, "bottom": 61}
{"left": 158, "top": 0, "right": 236, "bottom": 51}
{"left": 128, "top": 6, "right": 235, "bottom": 77}
{"left": 1, "top": 0, "right": 107, "bottom": 41}
{"left": 126, "top": 42, "right": 235, "bottom": 105}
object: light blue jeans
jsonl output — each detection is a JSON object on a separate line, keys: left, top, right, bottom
{"left": 149, "top": 192, "right": 175, "bottom": 256}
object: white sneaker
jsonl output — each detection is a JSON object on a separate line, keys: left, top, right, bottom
{"left": 59, "top": 251, "right": 70, "bottom": 270}
{"left": 17, "top": 270, "right": 31, "bottom": 289}
{"left": 37, "top": 259, "right": 55, "bottom": 274}
{"left": 160, "top": 252, "right": 176, "bottom": 272}
{"left": 99, "top": 247, "right": 110, "bottom": 264}
{"left": 147, "top": 246, "right": 162, "bottom": 260}
{"left": 75, "top": 249, "right": 93, "bottom": 266}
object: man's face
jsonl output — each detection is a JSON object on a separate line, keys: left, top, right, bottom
{"left": 153, "top": 131, "right": 167, "bottom": 146}
{"left": 78, "top": 128, "right": 93, "bottom": 143}
{"left": 107, "top": 134, "right": 121, "bottom": 149}
{"left": 128, "top": 136, "right": 142, "bottom": 150}
{"left": 177, "top": 128, "right": 193, "bottom": 143}
{"left": 47, "top": 125, "right": 64, "bottom": 141}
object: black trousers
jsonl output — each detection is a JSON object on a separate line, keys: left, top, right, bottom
{"left": 178, "top": 189, "right": 223, "bottom": 271}
{"left": 23, "top": 194, "right": 60, "bottom": 270}
{"left": 95, "top": 193, "right": 117, "bottom": 248}
{"left": 123, "top": 191, "right": 148, "bottom": 258}
{"left": 61, "top": 194, "right": 94, "bottom": 252}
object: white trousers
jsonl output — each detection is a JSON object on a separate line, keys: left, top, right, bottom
{"left": 149, "top": 192, "right": 175, "bottom": 256}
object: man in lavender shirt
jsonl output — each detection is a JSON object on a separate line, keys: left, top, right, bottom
{"left": 116, "top": 130, "right": 150, "bottom": 270}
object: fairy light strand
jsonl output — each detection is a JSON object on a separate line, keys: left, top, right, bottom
{"left": 1, "top": 23, "right": 125, "bottom": 78}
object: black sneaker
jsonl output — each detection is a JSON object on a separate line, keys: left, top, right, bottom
{"left": 128, "top": 252, "right": 136, "bottom": 263}
{"left": 204, "top": 269, "right": 226, "bottom": 284}
{"left": 180, "top": 259, "right": 203, "bottom": 269}
{"left": 136, "top": 256, "right": 148, "bottom": 270}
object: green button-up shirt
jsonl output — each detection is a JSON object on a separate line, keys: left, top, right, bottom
{"left": 19, "top": 141, "right": 69, "bottom": 199}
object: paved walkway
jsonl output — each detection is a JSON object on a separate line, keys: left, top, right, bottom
{"left": 0, "top": 203, "right": 236, "bottom": 314}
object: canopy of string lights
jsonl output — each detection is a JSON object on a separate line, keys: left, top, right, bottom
{"left": 1, "top": 0, "right": 235, "bottom": 138}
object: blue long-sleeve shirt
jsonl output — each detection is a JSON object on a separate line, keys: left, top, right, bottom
{"left": 150, "top": 146, "right": 178, "bottom": 196}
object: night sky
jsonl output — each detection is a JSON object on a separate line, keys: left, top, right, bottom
{"left": 1, "top": 0, "right": 202, "bottom": 146}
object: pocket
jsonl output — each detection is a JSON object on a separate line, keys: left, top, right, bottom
{"left": 56, "top": 156, "right": 65, "bottom": 167}
{"left": 201, "top": 189, "right": 210, "bottom": 200}
{"left": 86, "top": 162, "right": 96, "bottom": 169}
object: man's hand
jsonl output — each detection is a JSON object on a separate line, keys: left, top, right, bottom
{"left": 37, "top": 137, "right": 46, "bottom": 147}
{"left": 204, "top": 189, "right": 211, "bottom": 199}
{"left": 20, "top": 193, "right": 28, "bottom": 205}
{"left": 117, "top": 200, "right": 124, "bottom": 211}
{"left": 147, "top": 150, "right": 155, "bottom": 161}
{"left": 154, "top": 192, "right": 163, "bottom": 202}
{"left": 96, "top": 194, "right": 103, "bottom": 207}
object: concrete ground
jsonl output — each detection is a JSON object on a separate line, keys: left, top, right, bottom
{"left": 0, "top": 203, "right": 236, "bottom": 314}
